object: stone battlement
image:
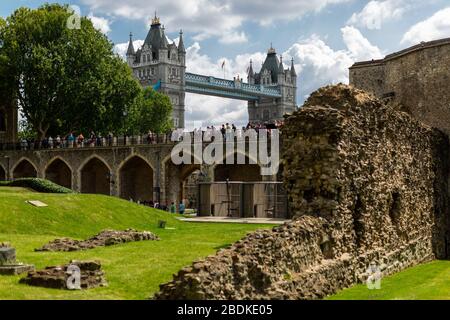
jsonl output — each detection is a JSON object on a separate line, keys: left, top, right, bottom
{"left": 350, "top": 37, "right": 450, "bottom": 68}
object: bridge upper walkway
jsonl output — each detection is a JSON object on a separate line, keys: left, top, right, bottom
{"left": 185, "top": 73, "right": 282, "bottom": 101}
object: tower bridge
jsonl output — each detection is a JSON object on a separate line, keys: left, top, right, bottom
{"left": 126, "top": 15, "right": 298, "bottom": 128}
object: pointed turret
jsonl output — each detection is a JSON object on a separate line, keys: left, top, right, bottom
{"left": 290, "top": 57, "right": 296, "bottom": 77}
{"left": 126, "top": 32, "right": 135, "bottom": 56}
{"left": 247, "top": 59, "right": 255, "bottom": 84}
{"left": 160, "top": 25, "right": 169, "bottom": 49}
{"left": 178, "top": 29, "right": 186, "bottom": 53}
{"left": 278, "top": 55, "right": 284, "bottom": 74}
{"left": 248, "top": 59, "right": 254, "bottom": 77}
{"left": 258, "top": 44, "right": 280, "bottom": 84}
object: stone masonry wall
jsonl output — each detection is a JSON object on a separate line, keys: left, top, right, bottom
{"left": 350, "top": 38, "right": 450, "bottom": 136}
{"left": 155, "top": 84, "right": 449, "bottom": 300}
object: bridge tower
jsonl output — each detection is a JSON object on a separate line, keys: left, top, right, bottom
{"left": 126, "top": 15, "right": 186, "bottom": 128}
{"left": 247, "top": 46, "right": 297, "bottom": 123}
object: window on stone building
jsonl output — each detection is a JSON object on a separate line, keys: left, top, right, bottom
{"left": 147, "top": 54, "right": 150, "bottom": 62}
{"left": 389, "top": 192, "right": 401, "bottom": 227}
{"left": 173, "top": 117, "right": 179, "bottom": 127}
{"left": 152, "top": 51, "right": 157, "bottom": 60}
{"left": 151, "top": 68, "right": 155, "bottom": 76}
{"left": 0, "top": 109, "right": 6, "bottom": 132}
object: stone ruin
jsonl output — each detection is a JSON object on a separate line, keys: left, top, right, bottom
{"left": 20, "top": 260, "right": 107, "bottom": 290}
{"left": 154, "top": 84, "right": 450, "bottom": 299}
{"left": 0, "top": 242, "right": 34, "bottom": 275}
{"left": 35, "top": 229, "right": 160, "bottom": 252}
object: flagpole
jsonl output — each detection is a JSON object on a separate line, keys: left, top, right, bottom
{"left": 221, "top": 60, "right": 226, "bottom": 79}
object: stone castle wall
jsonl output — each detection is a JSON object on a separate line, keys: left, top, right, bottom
{"left": 350, "top": 38, "right": 450, "bottom": 136}
{"left": 155, "top": 84, "right": 449, "bottom": 300}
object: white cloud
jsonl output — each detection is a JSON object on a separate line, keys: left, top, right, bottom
{"left": 401, "top": 7, "right": 450, "bottom": 44}
{"left": 81, "top": 0, "right": 350, "bottom": 41}
{"left": 88, "top": 13, "right": 112, "bottom": 34}
{"left": 114, "top": 39, "right": 144, "bottom": 58}
{"left": 348, "top": 0, "right": 408, "bottom": 30}
{"left": 113, "top": 27, "right": 381, "bottom": 126}
{"left": 341, "top": 26, "right": 383, "bottom": 60}
{"left": 218, "top": 31, "right": 248, "bottom": 44}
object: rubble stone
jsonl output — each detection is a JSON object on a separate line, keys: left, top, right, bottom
{"left": 19, "top": 260, "right": 107, "bottom": 289}
{"left": 35, "top": 229, "right": 160, "bottom": 252}
{"left": 154, "top": 84, "right": 450, "bottom": 300}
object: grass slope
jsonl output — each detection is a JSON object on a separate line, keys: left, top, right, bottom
{"left": 329, "top": 260, "right": 450, "bottom": 300}
{"left": 0, "top": 187, "right": 270, "bottom": 299}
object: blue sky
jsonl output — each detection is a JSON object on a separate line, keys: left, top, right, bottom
{"left": 2, "top": 0, "right": 450, "bottom": 127}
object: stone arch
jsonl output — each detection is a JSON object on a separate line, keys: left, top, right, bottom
{"left": 118, "top": 154, "right": 154, "bottom": 202}
{"left": 45, "top": 157, "right": 72, "bottom": 189}
{"left": 79, "top": 156, "right": 111, "bottom": 195}
{"left": 213, "top": 152, "right": 262, "bottom": 182}
{"left": 12, "top": 158, "right": 38, "bottom": 179}
{"left": 0, "top": 164, "right": 5, "bottom": 180}
{"left": 162, "top": 152, "right": 202, "bottom": 207}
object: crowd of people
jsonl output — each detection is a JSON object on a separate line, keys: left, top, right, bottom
{"left": 16, "top": 130, "right": 172, "bottom": 150}
{"left": 171, "top": 120, "right": 284, "bottom": 142}
{"left": 11, "top": 120, "right": 284, "bottom": 151}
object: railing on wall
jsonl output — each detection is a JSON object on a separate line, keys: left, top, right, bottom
{"left": 0, "top": 129, "right": 282, "bottom": 152}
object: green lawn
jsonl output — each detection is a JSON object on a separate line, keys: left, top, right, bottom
{"left": 0, "top": 187, "right": 271, "bottom": 300}
{"left": 328, "top": 260, "right": 450, "bottom": 300}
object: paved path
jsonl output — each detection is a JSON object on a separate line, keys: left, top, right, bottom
{"left": 176, "top": 216, "right": 289, "bottom": 225}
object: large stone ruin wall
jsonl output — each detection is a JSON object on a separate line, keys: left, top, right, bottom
{"left": 155, "top": 84, "right": 449, "bottom": 300}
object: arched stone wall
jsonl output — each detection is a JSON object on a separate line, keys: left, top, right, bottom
{"left": 119, "top": 155, "right": 153, "bottom": 202}
{"left": 0, "top": 142, "right": 276, "bottom": 197}
{"left": 45, "top": 157, "right": 72, "bottom": 189}
{"left": 79, "top": 156, "right": 111, "bottom": 195}
{"left": 12, "top": 158, "right": 38, "bottom": 179}
{"left": 164, "top": 161, "right": 201, "bottom": 206}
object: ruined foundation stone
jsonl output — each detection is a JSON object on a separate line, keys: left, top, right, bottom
{"left": 20, "top": 260, "right": 107, "bottom": 289}
{"left": 0, "top": 243, "right": 35, "bottom": 275}
{"left": 35, "top": 229, "right": 160, "bottom": 252}
{"left": 155, "top": 84, "right": 450, "bottom": 300}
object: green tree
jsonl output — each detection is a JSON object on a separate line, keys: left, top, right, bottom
{"left": 0, "top": 4, "right": 141, "bottom": 139}
{"left": 127, "top": 87, "right": 173, "bottom": 134}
